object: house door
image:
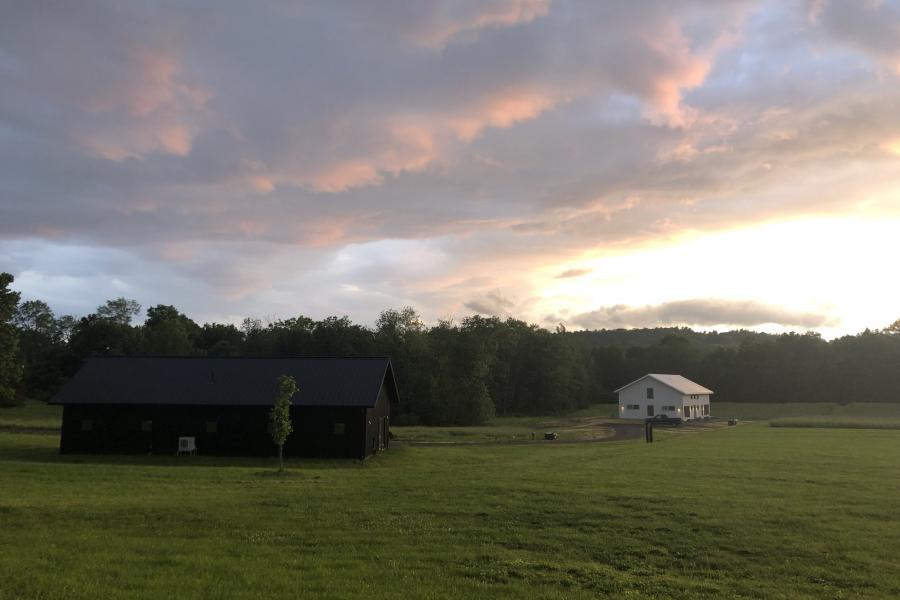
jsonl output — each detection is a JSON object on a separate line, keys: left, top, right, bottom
{"left": 646, "top": 405, "right": 655, "bottom": 417}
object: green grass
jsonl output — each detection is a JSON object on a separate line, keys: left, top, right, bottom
{"left": 0, "top": 399, "right": 62, "bottom": 430}
{"left": 771, "top": 416, "right": 900, "bottom": 429}
{"left": 712, "top": 401, "right": 900, "bottom": 420}
{"left": 393, "top": 412, "right": 619, "bottom": 443}
{"left": 1, "top": 424, "right": 899, "bottom": 599}
{"left": 392, "top": 402, "right": 900, "bottom": 442}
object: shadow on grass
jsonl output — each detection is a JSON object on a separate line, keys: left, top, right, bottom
{"left": 0, "top": 434, "right": 382, "bottom": 471}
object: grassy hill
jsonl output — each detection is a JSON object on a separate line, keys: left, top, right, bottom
{"left": 1, "top": 414, "right": 899, "bottom": 598}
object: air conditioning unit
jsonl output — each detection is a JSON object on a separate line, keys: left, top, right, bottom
{"left": 177, "top": 436, "right": 197, "bottom": 455}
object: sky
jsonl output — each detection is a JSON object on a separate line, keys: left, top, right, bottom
{"left": 2, "top": 0, "right": 900, "bottom": 338}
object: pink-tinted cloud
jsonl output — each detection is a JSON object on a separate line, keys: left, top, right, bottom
{"left": 356, "top": 0, "right": 550, "bottom": 49}
{"left": 3, "top": 1, "right": 900, "bottom": 334}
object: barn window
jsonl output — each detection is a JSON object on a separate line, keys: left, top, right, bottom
{"left": 141, "top": 420, "right": 152, "bottom": 432}
{"left": 334, "top": 422, "right": 346, "bottom": 435}
{"left": 626, "top": 404, "right": 640, "bottom": 410}
{"left": 81, "top": 418, "right": 93, "bottom": 431}
{"left": 206, "top": 421, "right": 218, "bottom": 433}
{"left": 646, "top": 387, "right": 654, "bottom": 399}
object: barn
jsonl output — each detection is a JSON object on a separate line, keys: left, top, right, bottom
{"left": 49, "top": 356, "right": 399, "bottom": 458}
{"left": 616, "top": 373, "right": 713, "bottom": 421}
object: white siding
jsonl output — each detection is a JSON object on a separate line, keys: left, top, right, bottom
{"left": 618, "top": 377, "right": 683, "bottom": 419}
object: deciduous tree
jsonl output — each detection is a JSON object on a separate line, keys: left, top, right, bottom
{"left": 95, "top": 297, "right": 141, "bottom": 326}
{"left": 270, "top": 374, "right": 298, "bottom": 471}
{"left": 0, "top": 273, "right": 22, "bottom": 406}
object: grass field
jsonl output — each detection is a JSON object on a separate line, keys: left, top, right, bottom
{"left": 0, "top": 399, "right": 61, "bottom": 430}
{"left": 392, "top": 402, "right": 900, "bottom": 442}
{"left": 393, "top": 414, "right": 618, "bottom": 443}
{"left": 712, "top": 402, "right": 900, "bottom": 421}
{"left": 770, "top": 416, "right": 900, "bottom": 429}
{"left": 1, "top": 413, "right": 899, "bottom": 599}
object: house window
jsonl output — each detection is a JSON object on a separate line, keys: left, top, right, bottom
{"left": 690, "top": 394, "right": 699, "bottom": 399}
{"left": 81, "top": 418, "right": 93, "bottom": 431}
{"left": 646, "top": 387, "right": 654, "bottom": 399}
{"left": 141, "top": 420, "right": 152, "bottom": 432}
{"left": 626, "top": 404, "right": 640, "bottom": 410}
{"left": 334, "top": 422, "right": 346, "bottom": 435}
{"left": 702, "top": 405, "right": 709, "bottom": 416}
{"left": 662, "top": 405, "right": 675, "bottom": 411}
{"left": 206, "top": 421, "right": 218, "bottom": 433}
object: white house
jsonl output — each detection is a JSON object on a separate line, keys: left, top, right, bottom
{"left": 615, "top": 374, "right": 713, "bottom": 421}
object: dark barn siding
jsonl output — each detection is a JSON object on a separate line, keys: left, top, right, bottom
{"left": 61, "top": 403, "right": 375, "bottom": 458}
{"left": 54, "top": 356, "right": 398, "bottom": 458}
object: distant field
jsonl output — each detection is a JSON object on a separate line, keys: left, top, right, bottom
{"left": 0, "top": 399, "right": 61, "bottom": 430}
{"left": 393, "top": 402, "right": 900, "bottom": 442}
{"left": 1, "top": 422, "right": 899, "bottom": 598}
{"left": 711, "top": 401, "right": 900, "bottom": 420}
{"left": 771, "top": 416, "right": 900, "bottom": 430}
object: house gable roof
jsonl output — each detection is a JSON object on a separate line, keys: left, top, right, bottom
{"left": 50, "top": 356, "right": 399, "bottom": 408}
{"left": 614, "top": 373, "right": 713, "bottom": 395}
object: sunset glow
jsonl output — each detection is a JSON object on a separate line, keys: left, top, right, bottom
{"left": 3, "top": 1, "right": 900, "bottom": 336}
{"left": 535, "top": 216, "right": 900, "bottom": 337}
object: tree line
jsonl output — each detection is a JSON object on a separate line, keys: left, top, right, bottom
{"left": 2, "top": 273, "right": 899, "bottom": 423}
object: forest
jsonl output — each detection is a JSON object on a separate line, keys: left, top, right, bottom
{"left": 2, "top": 272, "right": 899, "bottom": 425}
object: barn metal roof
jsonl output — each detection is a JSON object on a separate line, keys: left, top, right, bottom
{"left": 49, "top": 356, "right": 399, "bottom": 408}
{"left": 614, "top": 373, "right": 713, "bottom": 395}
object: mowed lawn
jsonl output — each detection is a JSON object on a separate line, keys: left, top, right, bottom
{"left": 1, "top": 421, "right": 899, "bottom": 600}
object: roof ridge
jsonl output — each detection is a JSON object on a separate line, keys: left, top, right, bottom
{"left": 613, "top": 373, "right": 713, "bottom": 394}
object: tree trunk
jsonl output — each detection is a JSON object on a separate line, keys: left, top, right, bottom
{"left": 278, "top": 443, "right": 283, "bottom": 472}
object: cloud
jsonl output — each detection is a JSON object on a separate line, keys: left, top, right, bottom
{"left": 363, "top": 0, "right": 551, "bottom": 49}
{"left": 556, "top": 268, "right": 592, "bottom": 279}
{"left": 571, "top": 299, "right": 836, "bottom": 329}
{"left": 464, "top": 290, "right": 516, "bottom": 316}
{"left": 809, "top": 0, "right": 900, "bottom": 74}
{"left": 2, "top": 1, "right": 899, "bottom": 334}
